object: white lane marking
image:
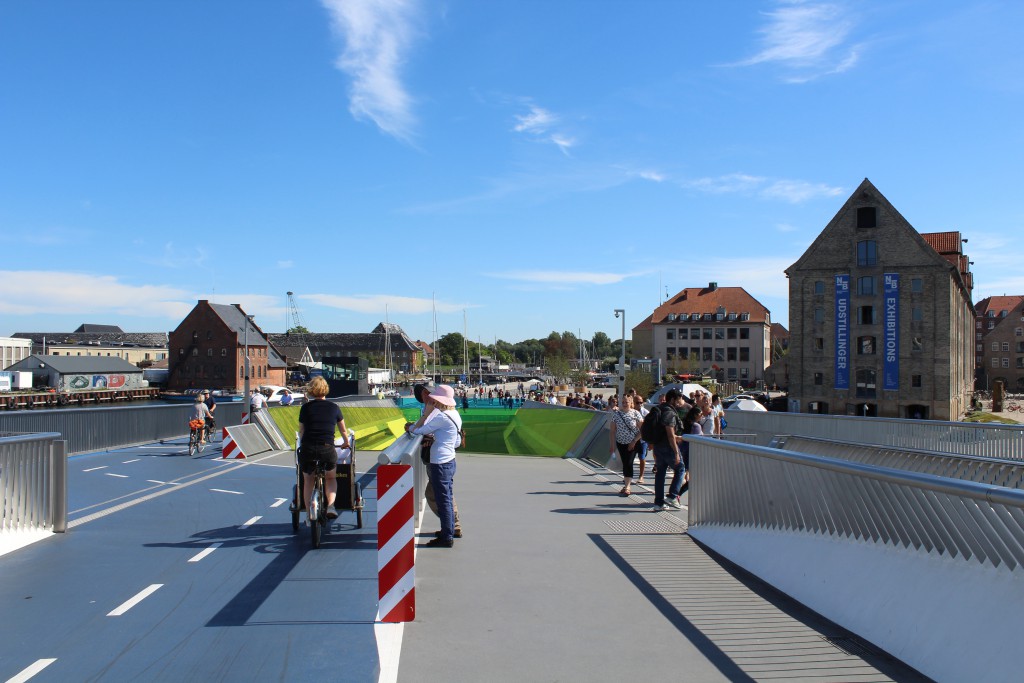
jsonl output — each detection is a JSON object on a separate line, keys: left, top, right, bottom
{"left": 83, "top": 466, "right": 107, "bottom": 472}
{"left": 121, "top": 459, "right": 140, "bottom": 464}
{"left": 188, "top": 543, "right": 223, "bottom": 563}
{"left": 105, "top": 473, "right": 129, "bottom": 479}
{"left": 108, "top": 584, "right": 163, "bottom": 616}
{"left": 210, "top": 488, "right": 243, "bottom": 495}
{"left": 6, "top": 658, "right": 57, "bottom": 683}
{"left": 375, "top": 623, "right": 404, "bottom": 683}
{"left": 137, "top": 446, "right": 176, "bottom": 449}
{"left": 146, "top": 480, "right": 181, "bottom": 486}
{"left": 239, "top": 516, "right": 262, "bottom": 529}
{"left": 270, "top": 498, "right": 288, "bottom": 508}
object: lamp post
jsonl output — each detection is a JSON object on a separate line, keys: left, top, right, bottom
{"left": 614, "top": 309, "right": 625, "bottom": 406}
{"left": 242, "top": 314, "right": 255, "bottom": 401}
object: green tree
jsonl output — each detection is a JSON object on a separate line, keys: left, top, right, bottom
{"left": 435, "top": 332, "right": 466, "bottom": 366}
{"left": 546, "top": 355, "right": 571, "bottom": 383}
{"left": 286, "top": 325, "right": 309, "bottom": 334}
{"left": 591, "top": 331, "right": 613, "bottom": 358}
{"left": 625, "top": 368, "right": 655, "bottom": 399}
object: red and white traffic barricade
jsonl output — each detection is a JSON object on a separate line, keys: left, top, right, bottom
{"left": 220, "top": 428, "right": 244, "bottom": 459}
{"left": 377, "top": 464, "right": 415, "bottom": 622}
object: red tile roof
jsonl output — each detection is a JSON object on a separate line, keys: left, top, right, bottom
{"left": 632, "top": 314, "right": 654, "bottom": 332}
{"left": 921, "top": 231, "right": 962, "bottom": 255}
{"left": 976, "top": 296, "right": 1024, "bottom": 317}
{"left": 652, "top": 285, "right": 769, "bottom": 324}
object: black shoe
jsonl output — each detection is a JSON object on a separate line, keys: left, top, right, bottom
{"left": 426, "top": 537, "right": 454, "bottom": 548}
{"left": 326, "top": 506, "right": 339, "bottom": 520}
{"left": 434, "top": 529, "right": 463, "bottom": 539}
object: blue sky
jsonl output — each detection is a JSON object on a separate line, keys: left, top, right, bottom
{"left": 3, "top": 0, "right": 1023, "bottom": 346}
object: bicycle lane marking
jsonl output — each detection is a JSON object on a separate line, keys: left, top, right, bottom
{"left": 107, "top": 584, "right": 164, "bottom": 616}
{"left": 5, "top": 658, "right": 57, "bottom": 683}
{"left": 67, "top": 452, "right": 284, "bottom": 529}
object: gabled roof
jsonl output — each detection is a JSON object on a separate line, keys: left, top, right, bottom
{"left": 9, "top": 354, "right": 143, "bottom": 374}
{"left": 414, "top": 340, "right": 434, "bottom": 354}
{"left": 651, "top": 285, "right": 770, "bottom": 324}
{"left": 976, "top": 296, "right": 1024, "bottom": 319}
{"left": 206, "top": 302, "right": 269, "bottom": 347}
{"left": 12, "top": 331, "right": 168, "bottom": 347}
{"left": 74, "top": 324, "right": 124, "bottom": 334}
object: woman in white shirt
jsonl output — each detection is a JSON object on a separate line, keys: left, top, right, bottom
{"left": 407, "top": 384, "right": 463, "bottom": 548}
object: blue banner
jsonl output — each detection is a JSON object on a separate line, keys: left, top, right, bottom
{"left": 835, "top": 275, "right": 850, "bottom": 390}
{"left": 883, "top": 273, "right": 900, "bottom": 391}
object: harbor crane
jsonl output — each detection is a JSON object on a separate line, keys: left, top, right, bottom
{"left": 286, "top": 291, "right": 319, "bottom": 362}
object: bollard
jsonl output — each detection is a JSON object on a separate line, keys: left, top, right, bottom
{"left": 377, "top": 464, "right": 415, "bottom": 622}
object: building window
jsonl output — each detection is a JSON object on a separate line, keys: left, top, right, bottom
{"left": 739, "top": 348, "right": 750, "bottom": 362}
{"left": 1003, "top": 342, "right": 1010, "bottom": 352}
{"left": 666, "top": 329, "right": 674, "bottom": 340}
{"left": 727, "top": 368, "right": 737, "bottom": 379}
{"left": 857, "top": 276, "right": 876, "bottom": 296}
{"left": 727, "top": 347, "right": 737, "bottom": 361}
{"left": 1017, "top": 358, "right": 1024, "bottom": 369}
{"left": 1016, "top": 327, "right": 1023, "bottom": 337}
{"left": 179, "top": 349, "right": 185, "bottom": 357}
{"left": 680, "top": 348, "right": 689, "bottom": 360}
{"left": 666, "top": 347, "right": 675, "bottom": 359}
{"left": 703, "top": 329, "right": 712, "bottom": 340}
{"left": 977, "top": 333, "right": 983, "bottom": 340}
{"left": 221, "top": 348, "right": 227, "bottom": 357}
{"left": 857, "top": 240, "right": 878, "bottom": 266}
{"left": 192, "top": 348, "right": 199, "bottom": 356}
{"left": 977, "top": 344, "right": 983, "bottom": 353}
{"left": 858, "top": 306, "right": 876, "bottom": 325}
{"left": 739, "top": 328, "right": 750, "bottom": 340}
{"left": 912, "top": 307, "right": 923, "bottom": 322}
{"left": 679, "top": 329, "right": 688, "bottom": 340}
{"left": 911, "top": 278, "right": 923, "bottom": 293}
{"left": 814, "top": 372, "right": 824, "bottom": 385}
{"left": 727, "top": 328, "right": 737, "bottom": 339}
{"left": 992, "top": 342, "right": 1000, "bottom": 352}
{"left": 1003, "top": 358, "right": 1010, "bottom": 368}
{"left": 240, "top": 367, "right": 244, "bottom": 379}
{"left": 989, "top": 321, "right": 995, "bottom": 330}
{"left": 1017, "top": 341, "right": 1024, "bottom": 353}
{"left": 714, "top": 349, "right": 725, "bottom": 362}
{"left": 814, "top": 280, "right": 825, "bottom": 295}
{"left": 814, "top": 307, "right": 825, "bottom": 323}
{"left": 740, "top": 368, "right": 749, "bottom": 379}
{"left": 814, "top": 337, "right": 824, "bottom": 351}
{"left": 206, "top": 331, "right": 213, "bottom": 340}
{"left": 691, "top": 328, "right": 700, "bottom": 339}
{"left": 913, "top": 336, "right": 923, "bottom": 351}
{"left": 715, "top": 328, "right": 725, "bottom": 340}
{"left": 858, "top": 336, "right": 875, "bottom": 355}
{"left": 702, "top": 348, "right": 712, "bottom": 362}
{"left": 912, "top": 374, "right": 922, "bottom": 388}
{"left": 857, "top": 206, "right": 877, "bottom": 229}
{"left": 207, "top": 348, "right": 213, "bottom": 357}
{"left": 855, "top": 368, "right": 877, "bottom": 398}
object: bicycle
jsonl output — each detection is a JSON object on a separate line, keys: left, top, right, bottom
{"left": 203, "top": 418, "right": 219, "bottom": 445}
{"left": 306, "top": 459, "right": 330, "bottom": 548}
{"left": 188, "top": 419, "right": 206, "bottom": 456}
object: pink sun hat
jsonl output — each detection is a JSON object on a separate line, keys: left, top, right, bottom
{"left": 428, "top": 384, "right": 456, "bottom": 407}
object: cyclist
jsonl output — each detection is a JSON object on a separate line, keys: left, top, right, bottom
{"left": 298, "top": 376, "right": 351, "bottom": 523}
{"left": 189, "top": 394, "right": 214, "bottom": 444}
{"left": 201, "top": 389, "right": 217, "bottom": 441}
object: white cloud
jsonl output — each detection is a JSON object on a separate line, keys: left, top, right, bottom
{"left": 487, "top": 270, "right": 636, "bottom": 287}
{"left": 682, "top": 173, "right": 843, "bottom": 203}
{"left": 513, "top": 105, "right": 556, "bottom": 134}
{"left": 303, "top": 293, "right": 469, "bottom": 315}
{"left": 733, "top": 1, "right": 861, "bottom": 82}
{"left": 0, "top": 271, "right": 194, "bottom": 319}
{"left": 776, "top": 223, "right": 800, "bottom": 232}
{"left": 638, "top": 170, "right": 667, "bottom": 182}
{"left": 321, "top": 0, "right": 422, "bottom": 142}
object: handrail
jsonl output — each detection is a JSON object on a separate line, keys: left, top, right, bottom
{"left": 687, "top": 436, "right": 1024, "bottom": 569}
{"left": 1, "top": 432, "right": 67, "bottom": 534}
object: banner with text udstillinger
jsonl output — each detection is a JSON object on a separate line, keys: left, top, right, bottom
{"left": 834, "top": 275, "right": 850, "bottom": 390}
{"left": 883, "top": 273, "right": 900, "bottom": 391}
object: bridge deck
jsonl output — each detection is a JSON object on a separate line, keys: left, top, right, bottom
{"left": 0, "top": 441, "right": 927, "bottom": 682}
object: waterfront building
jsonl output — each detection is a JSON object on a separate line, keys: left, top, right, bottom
{"left": 636, "top": 283, "right": 772, "bottom": 386}
{"left": 7, "top": 354, "right": 146, "bottom": 392}
{"left": 974, "top": 295, "right": 1024, "bottom": 394}
{"left": 270, "top": 322, "right": 420, "bottom": 374}
{"left": 785, "top": 179, "right": 974, "bottom": 420}
{"left": 12, "top": 325, "right": 167, "bottom": 367}
{"left": 1, "top": 336, "right": 32, "bottom": 369}
{"left": 168, "top": 301, "right": 286, "bottom": 392}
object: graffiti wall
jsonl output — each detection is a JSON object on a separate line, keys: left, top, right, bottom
{"left": 59, "top": 373, "right": 145, "bottom": 392}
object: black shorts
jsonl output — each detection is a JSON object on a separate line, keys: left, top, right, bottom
{"left": 299, "top": 441, "right": 338, "bottom": 475}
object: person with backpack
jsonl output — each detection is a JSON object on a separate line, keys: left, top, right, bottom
{"left": 641, "top": 388, "right": 688, "bottom": 511}
{"left": 406, "top": 383, "right": 463, "bottom": 543}
{"left": 609, "top": 395, "right": 643, "bottom": 496}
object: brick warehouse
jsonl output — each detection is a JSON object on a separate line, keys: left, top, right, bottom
{"left": 786, "top": 179, "right": 974, "bottom": 420}
{"left": 168, "top": 300, "right": 286, "bottom": 392}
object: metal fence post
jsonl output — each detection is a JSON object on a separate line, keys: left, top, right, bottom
{"left": 52, "top": 439, "right": 67, "bottom": 533}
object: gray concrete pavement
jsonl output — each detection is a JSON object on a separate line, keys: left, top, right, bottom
{"left": 400, "top": 454, "right": 929, "bottom": 683}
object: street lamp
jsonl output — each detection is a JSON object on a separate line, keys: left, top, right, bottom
{"left": 614, "top": 309, "right": 625, "bottom": 406}
{"left": 243, "top": 314, "right": 255, "bottom": 403}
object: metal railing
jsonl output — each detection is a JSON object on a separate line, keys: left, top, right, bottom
{"left": 772, "top": 434, "right": 1024, "bottom": 489}
{"left": 0, "top": 402, "right": 244, "bottom": 456}
{"left": 378, "top": 432, "right": 426, "bottom": 530}
{"left": 723, "top": 410, "right": 1024, "bottom": 458}
{"left": 687, "top": 437, "right": 1024, "bottom": 570}
{"left": 1, "top": 433, "right": 67, "bottom": 533}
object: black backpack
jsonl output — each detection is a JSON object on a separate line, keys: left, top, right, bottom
{"left": 640, "top": 405, "right": 666, "bottom": 444}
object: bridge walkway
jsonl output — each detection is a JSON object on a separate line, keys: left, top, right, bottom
{"left": 0, "top": 440, "right": 927, "bottom": 682}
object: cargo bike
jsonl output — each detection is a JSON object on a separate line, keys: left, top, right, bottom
{"left": 290, "top": 435, "right": 364, "bottom": 548}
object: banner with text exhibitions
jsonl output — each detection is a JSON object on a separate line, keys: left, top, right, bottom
{"left": 883, "top": 273, "right": 900, "bottom": 391}
{"left": 835, "top": 274, "right": 850, "bottom": 390}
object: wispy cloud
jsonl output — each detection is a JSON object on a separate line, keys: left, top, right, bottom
{"left": 511, "top": 100, "right": 576, "bottom": 154}
{"left": 303, "top": 293, "right": 469, "bottom": 315}
{"left": 321, "top": 0, "right": 422, "bottom": 142}
{"left": 487, "top": 270, "right": 638, "bottom": 288}
{"left": 682, "top": 173, "right": 843, "bottom": 203}
{"left": 0, "top": 271, "right": 194, "bottom": 318}
{"left": 732, "top": 1, "right": 861, "bottom": 83}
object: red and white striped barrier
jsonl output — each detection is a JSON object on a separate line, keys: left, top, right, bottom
{"left": 220, "top": 429, "right": 244, "bottom": 459}
{"left": 377, "top": 464, "right": 415, "bottom": 622}
{"left": 241, "top": 410, "right": 249, "bottom": 425}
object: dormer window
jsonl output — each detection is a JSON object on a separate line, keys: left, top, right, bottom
{"left": 857, "top": 206, "right": 877, "bottom": 229}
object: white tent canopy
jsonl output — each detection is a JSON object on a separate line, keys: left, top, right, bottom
{"left": 726, "top": 398, "right": 768, "bottom": 412}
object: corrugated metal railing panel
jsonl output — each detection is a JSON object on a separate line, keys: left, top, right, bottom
{"left": 0, "top": 402, "right": 244, "bottom": 456}
{"left": 724, "top": 411, "right": 1024, "bottom": 458}
{"left": 687, "top": 438, "right": 1024, "bottom": 570}
{"left": 774, "top": 435, "right": 1024, "bottom": 489}
{"left": 0, "top": 433, "right": 61, "bottom": 532}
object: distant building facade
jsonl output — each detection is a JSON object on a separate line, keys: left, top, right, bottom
{"left": 168, "top": 301, "right": 286, "bottom": 391}
{"left": 786, "top": 179, "right": 974, "bottom": 420}
{"left": 975, "top": 295, "right": 1024, "bottom": 394}
{"left": 12, "top": 325, "right": 167, "bottom": 367}
{"left": 270, "top": 323, "right": 419, "bottom": 373}
{"left": 7, "top": 355, "right": 146, "bottom": 392}
{"left": 1, "top": 337, "right": 32, "bottom": 369}
{"left": 642, "top": 283, "right": 772, "bottom": 386}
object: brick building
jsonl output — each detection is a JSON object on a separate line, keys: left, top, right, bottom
{"left": 786, "top": 179, "right": 974, "bottom": 420}
{"left": 637, "top": 283, "right": 772, "bottom": 386}
{"left": 168, "top": 301, "right": 286, "bottom": 391}
{"left": 975, "top": 295, "right": 1024, "bottom": 394}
